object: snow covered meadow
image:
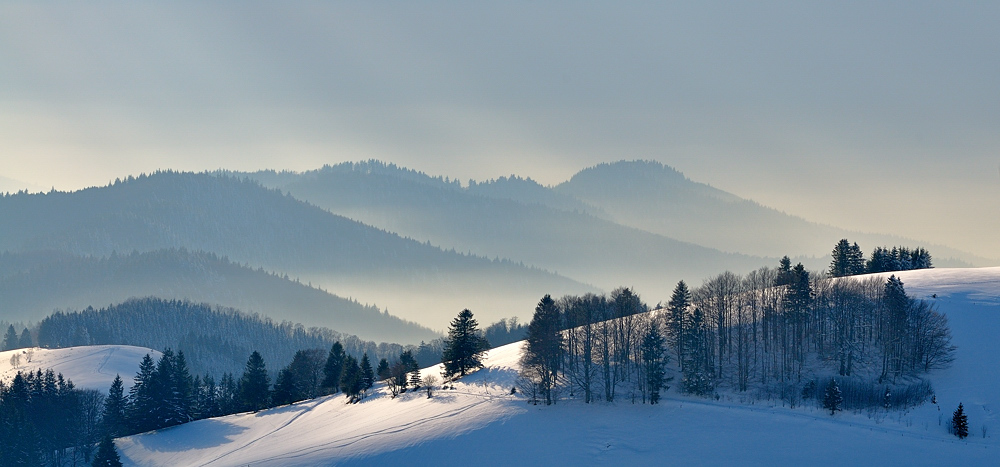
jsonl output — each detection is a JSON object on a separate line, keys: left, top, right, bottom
{"left": 92, "top": 268, "right": 999, "bottom": 466}
{"left": 1, "top": 345, "right": 158, "bottom": 392}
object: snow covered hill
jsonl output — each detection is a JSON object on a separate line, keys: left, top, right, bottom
{"left": 116, "top": 268, "right": 999, "bottom": 465}
{"left": 0, "top": 345, "right": 159, "bottom": 392}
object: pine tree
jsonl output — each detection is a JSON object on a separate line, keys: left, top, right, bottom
{"left": 90, "top": 436, "right": 122, "bottom": 467}
{"left": 321, "top": 342, "right": 345, "bottom": 394}
{"left": 3, "top": 324, "right": 18, "bottom": 350}
{"left": 681, "top": 307, "right": 712, "bottom": 395}
{"left": 376, "top": 358, "right": 390, "bottom": 381}
{"left": 823, "top": 379, "right": 843, "bottom": 415}
{"left": 340, "top": 355, "right": 362, "bottom": 403}
{"left": 775, "top": 256, "right": 793, "bottom": 286}
{"left": 829, "top": 239, "right": 852, "bottom": 277}
{"left": 92, "top": 435, "right": 123, "bottom": 467}
{"left": 360, "top": 354, "right": 375, "bottom": 392}
{"left": 953, "top": 403, "right": 969, "bottom": 439}
{"left": 848, "top": 242, "right": 866, "bottom": 275}
{"left": 101, "top": 375, "right": 128, "bottom": 438}
{"left": 17, "top": 328, "right": 32, "bottom": 348}
{"left": 239, "top": 351, "right": 270, "bottom": 412}
{"left": 272, "top": 368, "right": 300, "bottom": 406}
{"left": 640, "top": 325, "right": 668, "bottom": 404}
{"left": 127, "top": 354, "right": 158, "bottom": 434}
{"left": 520, "top": 295, "right": 563, "bottom": 405}
{"left": 172, "top": 350, "right": 194, "bottom": 424}
{"left": 666, "top": 280, "right": 691, "bottom": 372}
{"left": 442, "top": 309, "right": 490, "bottom": 378}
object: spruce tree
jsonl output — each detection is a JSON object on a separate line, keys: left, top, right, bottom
{"left": 520, "top": 295, "right": 563, "bottom": 405}
{"left": 666, "top": 280, "right": 691, "bottom": 372}
{"left": 830, "top": 239, "right": 852, "bottom": 277}
{"left": 953, "top": 403, "right": 969, "bottom": 439}
{"left": 823, "top": 379, "right": 843, "bottom": 415}
{"left": 442, "top": 309, "right": 490, "bottom": 378}
{"left": 321, "top": 342, "right": 345, "bottom": 394}
{"left": 3, "top": 324, "right": 18, "bottom": 350}
{"left": 360, "top": 354, "right": 375, "bottom": 392}
{"left": 239, "top": 351, "right": 271, "bottom": 412}
{"left": 127, "top": 354, "right": 158, "bottom": 434}
{"left": 640, "top": 325, "right": 667, "bottom": 404}
{"left": 272, "top": 368, "right": 300, "bottom": 406}
{"left": 18, "top": 328, "right": 32, "bottom": 348}
{"left": 681, "top": 307, "right": 712, "bottom": 395}
{"left": 376, "top": 358, "right": 390, "bottom": 381}
{"left": 92, "top": 435, "right": 123, "bottom": 467}
{"left": 340, "top": 355, "right": 362, "bottom": 402}
{"left": 101, "top": 375, "right": 128, "bottom": 438}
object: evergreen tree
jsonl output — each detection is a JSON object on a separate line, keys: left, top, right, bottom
{"left": 666, "top": 280, "right": 691, "bottom": 372}
{"left": 848, "top": 242, "right": 866, "bottom": 275}
{"left": 3, "top": 324, "right": 18, "bottom": 350}
{"left": 18, "top": 328, "right": 33, "bottom": 348}
{"left": 340, "top": 355, "right": 362, "bottom": 402}
{"left": 830, "top": 239, "right": 853, "bottom": 277}
{"left": 272, "top": 368, "right": 300, "bottom": 406}
{"left": 823, "top": 379, "right": 843, "bottom": 415}
{"left": 775, "top": 256, "right": 793, "bottom": 286}
{"left": 360, "top": 354, "right": 375, "bottom": 392}
{"left": 92, "top": 435, "right": 123, "bottom": 467}
{"left": 376, "top": 358, "right": 390, "bottom": 381}
{"left": 127, "top": 354, "right": 158, "bottom": 434}
{"left": 101, "top": 375, "right": 128, "bottom": 438}
{"left": 197, "top": 374, "right": 220, "bottom": 419}
{"left": 640, "top": 325, "right": 668, "bottom": 404}
{"left": 681, "top": 307, "right": 712, "bottom": 395}
{"left": 321, "top": 342, "right": 345, "bottom": 394}
{"left": 520, "top": 295, "right": 563, "bottom": 405}
{"left": 239, "top": 351, "right": 270, "bottom": 412}
{"left": 953, "top": 403, "right": 969, "bottom": 439}
{"left": 441, "top": 309, "right": 490, "bottom": 378}
{"left": 172, "top": 350, "right": 194, "bottom": 425}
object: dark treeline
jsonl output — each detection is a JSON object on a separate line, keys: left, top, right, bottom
{"left": 829, "top": 239, "right": 933, "bottom": 277}
{"left": 518, "top": 262, "right": 954, "bottom": 411}
{"left": 34, "top": 298, "right": 445, "bottom": 378}
{"left": 0, "top": 370, "right": 104, "bottom": 466}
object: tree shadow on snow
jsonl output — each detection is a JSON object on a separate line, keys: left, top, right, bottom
{"left": 135, "top": 419, "right": 250, "bottom": 452}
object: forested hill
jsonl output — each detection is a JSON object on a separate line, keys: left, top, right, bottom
{"left": 0, "top": 171, "right": 592, "bottom": 328}
{"left": 243, "top": 161, "right": 769, "bottom": 299}
{"left": 34, "top": 298, "right": 434, "bottom": 378}
{"left": 0, "top": 249, "right": 438, "bottom": 344}
{"left": 554, "top": 160, "right": 980, "bottom": 265}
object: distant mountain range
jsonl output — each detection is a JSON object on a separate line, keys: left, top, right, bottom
{"left": 0, "top": 172, "right": 590, "bottom": 334}
{"left": 0, "top": 160, "right": 981, "bottom": 344}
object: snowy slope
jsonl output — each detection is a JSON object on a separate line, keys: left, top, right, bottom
{"left": 117, "top": 268, "right": 1000, "bottom": 466}
{"left": 0, "top": 345, "right": 159, "bottom": 392}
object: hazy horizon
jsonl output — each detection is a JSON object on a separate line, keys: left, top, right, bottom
{"left": 3, "top": 2, "right": 998, "bottom": 259}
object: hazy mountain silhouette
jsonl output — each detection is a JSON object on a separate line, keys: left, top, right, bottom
{"left": 554, "top": 160, "right": 980, "bottom": 266}
{"left": 246, "top": 161, "right": 771, "bottom": 302}
{"left": 0, "top": 249, "right": 438, "bottom": 344}
{"left": 0, "top": 172, "right": 590, "bottom": 329}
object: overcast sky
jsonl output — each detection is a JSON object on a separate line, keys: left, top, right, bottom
{"left": 2, "top": 1, "right": 998, "bottom": 259}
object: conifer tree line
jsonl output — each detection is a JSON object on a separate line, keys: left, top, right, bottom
{"left": 0, "top": 369, "right": 106, "bottom": 466}
{"left": 829, "top": 239, "right": 932, "bottom": 277}
{"left": 516, "top": 262, "right": 954, "bottom": 407}
{"left": 31, "top": 298, "right": 445, "bottom": 378}
{"left": 2, "top": 323, "right": 35, "bottom": 351}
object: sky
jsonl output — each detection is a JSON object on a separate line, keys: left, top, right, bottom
{"left": 1, "top": 1, "right": 998, "bottom": 260}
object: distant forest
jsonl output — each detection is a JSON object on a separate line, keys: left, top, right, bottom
{"left": 34, "top": 298, "right": 443, "bottom": 377}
